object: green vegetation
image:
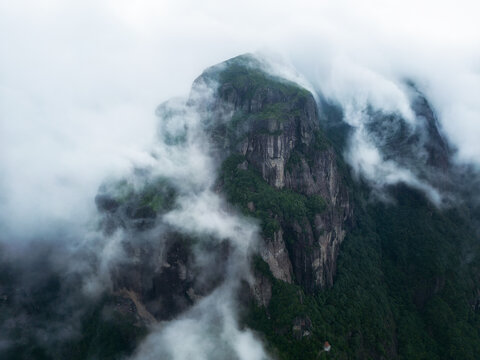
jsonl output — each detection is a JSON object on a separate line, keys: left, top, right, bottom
{"left": 286, "top": 150, "right": 303, "bottom": 171}
{"left": 224, "top": 103, "right": 293, "bottom": 148}
{"left": 246, "top": 185, "right": 480, "bottom": 359}
{"left": 312, "top": 129, "right": 330, "bottom": 152}
{"left": 110, "top": 179, "right": 135, "bottom": 203}
{"left": 219, "top": 154, "right": 326, "bottom": 239}
{"left": 318, "top": 98, "right": 352, "bottom": 155}
{"left": 103, "top": 177, "right": 177, "bottom": 215}
{"left": 66, "top": 296, "right": 148, "bottom": 360}
{"left": 0, "top": 271, "right": 147, "bottom": 360}
{"left": 213, "top": 54, "right": 311, "bottom": 101}
{"left": 138, "top": 177, "right": 177, "bottom": 213}
{"left": 255, "top": 103, "right": 291, "bottom": 122}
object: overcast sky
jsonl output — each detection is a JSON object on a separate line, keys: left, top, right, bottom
{"left": 1, "top": 0, "right": 479, "bottom": 237}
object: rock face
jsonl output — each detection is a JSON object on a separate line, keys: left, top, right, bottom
{"left": 95, "top": 179, "right": 229, "bottom": 324}
{"left": 110, "top": 233, "right": 228, "bottom": 322}
{"left": 94, "top": 54, "right": 353, "bottom": 320}
{"left": 260, "top": 229, "right": 293, "bottom": 283}
{"left": 200, "top": 55, "right": 353, "bottom": 293}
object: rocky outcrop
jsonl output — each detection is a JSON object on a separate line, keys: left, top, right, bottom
{"left": 260, "top": 229, "right": 293, "bottom": 283}
{"left": 94, "top": 54, "right": 352, "bottom": 316}
{"left": 95, "top": 180, "right": 230, "bottom": 324}
{"left": 200, "top": 55, "right": 353, "bottom": 293}
{"left": 251, "top": 271, "right": 272, "bottom": 308}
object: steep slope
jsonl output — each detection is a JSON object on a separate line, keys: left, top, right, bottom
{"left": 198, "top": 55, "right": 353, "bottom": 292}
{"left": 95, "top": 177, "right": 229, "bottom": 323}
{"left": 228, "top": 60, "right": 480, "bottom": 359}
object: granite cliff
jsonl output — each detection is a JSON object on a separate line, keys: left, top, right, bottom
{"left": 197, "top": 55, "right": 353, "bottom": 294}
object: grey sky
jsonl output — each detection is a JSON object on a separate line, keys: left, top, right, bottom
{"left": 1, "top": 0, "right": 479, "bottom": 235}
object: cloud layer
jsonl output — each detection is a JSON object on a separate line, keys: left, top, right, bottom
{"left": 1, "top": 0, "right": 479, "bottom": 235}
{"left": 1, "top": 1, "right": 479, "bottom": 357}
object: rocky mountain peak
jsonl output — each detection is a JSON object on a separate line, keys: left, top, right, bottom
{"left": 199, "top": 55, "right": 353, "bottom": 292}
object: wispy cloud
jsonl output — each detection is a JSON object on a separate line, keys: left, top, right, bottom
{"left": 0, "top": 0, "right": 479, "bottom": 356}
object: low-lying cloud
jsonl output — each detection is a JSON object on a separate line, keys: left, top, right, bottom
{"left": 2, "top": 0, "right": 479, "bottom": 235}
{"left": 128, "top": 82, "right": 267, "bottom": 359}
{"left": 1, "top": 0, "right": 479, "bottom": 357}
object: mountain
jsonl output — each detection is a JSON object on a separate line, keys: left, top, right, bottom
{"left": 1, "top": 54, "right": 480, "bottom": 360}
{"left": 205, "top": 55, "right": 480, "bottom": 359}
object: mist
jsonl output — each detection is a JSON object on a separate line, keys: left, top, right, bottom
{"left": 1, "top": 0, "right": 480, "bottom": 358}
{"left": 1, "top": 0, "right": 479, "bottom": 235}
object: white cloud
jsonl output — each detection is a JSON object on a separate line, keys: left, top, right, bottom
{"left": 1, "top": 0, "right": 479, "bottom": 233}
{"left": 1, "top": 1, "right": 479, "bottom": 357}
